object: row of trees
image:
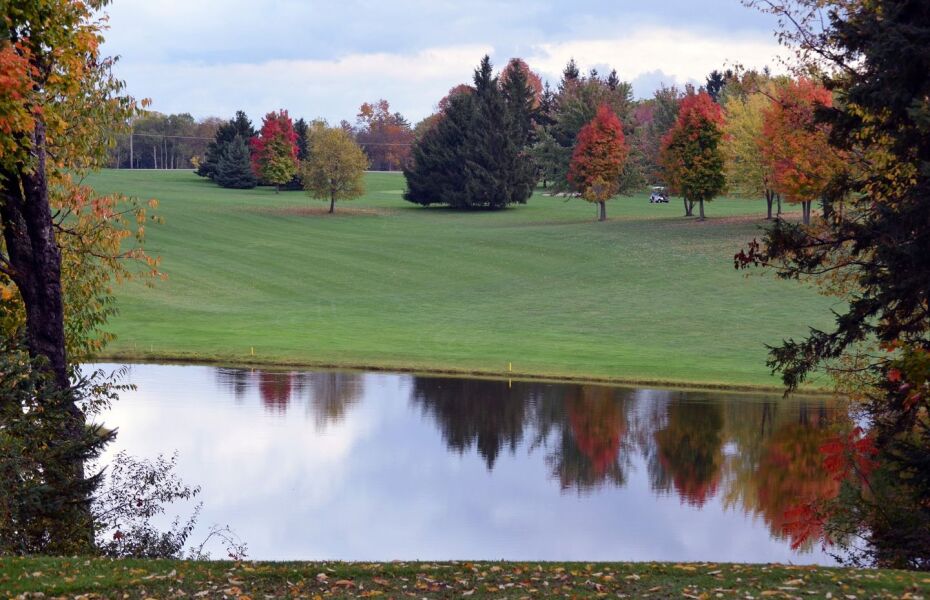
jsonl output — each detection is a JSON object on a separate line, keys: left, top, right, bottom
{"left": 108, "top": 113, "right": 219, "bottom": 170}
{"left": 195, "top": 109, "right": 368, "bottom": 211}
{"left": 109, "top": 100, "right": 413, "bottom": 174}
{"left": 398, "top": 54, "right": 841, "bottom": 223}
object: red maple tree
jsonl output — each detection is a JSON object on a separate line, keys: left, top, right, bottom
{"left": 250, "top": 110, "right": 298, "bottom": 192}
{"left": 568, "top": 104, "right": 629, "bottom": 221}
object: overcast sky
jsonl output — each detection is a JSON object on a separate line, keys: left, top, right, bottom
{"left": 101, "top": 0, "right": 787, "bottom": 126}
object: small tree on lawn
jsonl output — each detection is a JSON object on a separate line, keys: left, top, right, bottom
{"left": 302, "top": 127, "right": 368, "bottom": 213}
{"left": 660, "top": 92, "right": 726, "bottom": 220}
{"left": 251, "top": 110, "right": 298, "bottom": 192}
{"left": 568, "top": 104, "right": 629, "bottom": 221}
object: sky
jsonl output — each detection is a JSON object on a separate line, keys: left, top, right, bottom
{"left": 100, "top": 0, "right": 789, "bottom": 126}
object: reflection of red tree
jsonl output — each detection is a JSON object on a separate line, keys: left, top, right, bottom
{"left": 653, "top": 402, "right": 723, "bottom": 507}
{"left": 755, "top": 423, "right": 841, "bottom": 548}
{"left": 567, "top": 387, "right": 624, "bottom": 477}
{"left": 259, "top": 371, "right": 293, "bottom": 413}
{"left": 660, "top": 454, "right": 720, "bottom": 507}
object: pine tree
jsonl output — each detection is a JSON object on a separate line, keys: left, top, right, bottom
{"left": 215, "top": 136, "right": 256, "bottom": 189}
{"left": 403, "top": 56, "right": 535, "bottom": 210}
{"left": 197, "top": 110, "right": 255, "bottom": 180}
{"left": 403, "top": 92, "right": 474, "bottom": 207}
{"left": 501, "top": 59, "right": 537, "bottom": 145}
{"left": 294, "top": 118, "right": 310, "bottom": 160}
{"left": 461, "top": 56, "right": 535, "bottom": 209}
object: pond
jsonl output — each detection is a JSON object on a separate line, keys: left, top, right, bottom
{"left": 94, "top": 363, "right": 844, "bottom": 564}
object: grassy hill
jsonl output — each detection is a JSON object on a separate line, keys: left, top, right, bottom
{"left": 87, "top": 169, "right": 836, "bottom": 389}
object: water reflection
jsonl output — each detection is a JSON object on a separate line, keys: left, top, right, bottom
{"left": 102, "top": 364, "right": 846, "bottom": 562}
{"left": 216, "top": 368, "right": 364, "bottom": 428}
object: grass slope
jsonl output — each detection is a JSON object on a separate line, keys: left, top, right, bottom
{"left": 87, "top": 170, "right": 836, "bottom": 389}
{"left": 3, "top": 557, "right": 927, "bottom": 598}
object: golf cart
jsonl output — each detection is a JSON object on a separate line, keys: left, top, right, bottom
{"left": 649, "top": 186, "right": 669, "bottom": 203}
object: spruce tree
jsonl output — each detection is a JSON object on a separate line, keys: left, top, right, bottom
{"left": 215, "top": 135, "right": 257, "bottom": 189}
{"left": 197, "top": 111, "right": 255, "bottom": 180}
{"left": 462, "top": 56, "right": 535, "bottom": 208}
{"left": 404, "top": 92, "right": 474, "bottom": 207}
{"left": 404, "top": 56, "right": 536, "bottom": 209}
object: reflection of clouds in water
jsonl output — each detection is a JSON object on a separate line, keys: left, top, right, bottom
{"left": 94, "top": 364, "right": 842, "bottom": 563}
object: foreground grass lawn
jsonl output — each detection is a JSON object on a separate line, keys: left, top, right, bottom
{"left": 88, "top": 170, "right": 835, "bottom": 389}
{"left": 3, "top": 557, "right": 927, "bottom": 599}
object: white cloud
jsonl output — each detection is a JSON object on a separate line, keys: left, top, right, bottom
{"left": 111, "top": 25, "right": 788, "bottom": 123}
{"left": 527, "top": 27, "right": 789, "bottom": 95}
{"left": 118, "top": 44, "right": 492, "bottom": 124}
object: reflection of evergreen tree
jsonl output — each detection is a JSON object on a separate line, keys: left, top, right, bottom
{"left": 651, "top": 397, "right": 725, "bottom": 507}
{"left": 215, "top": 368, "right": 251, "bottom": 401}
{"left": 547, "top": 386, "right": 631, "bottom": 493}
{"left": 411, "top": 377, "right": 536, "bottom": 470}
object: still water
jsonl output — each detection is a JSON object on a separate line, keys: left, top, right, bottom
{"left": 93, "top": 363, "right": 844, "bottom": 564}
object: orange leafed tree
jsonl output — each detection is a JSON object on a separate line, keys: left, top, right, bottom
{"left": 567, "top": 104, "right": 629, "bottom": 221}
{"left": 760, "top": 79, "right": 843, "bottom": 225}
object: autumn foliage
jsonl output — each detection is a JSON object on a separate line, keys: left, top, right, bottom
{"left": 567, "top": 104, "right": 628, "bottom": 221}
{"left": 251, "top": 110, "right": 299, "bottom": 190}
{"left": 355, "top": 99, "right": 414, "bottom": 171}
{"left": 760, "top": 79, "right": 842, "bottom": 224}
{"left": 659, "top": 92, "right": 726, "bottom": 220}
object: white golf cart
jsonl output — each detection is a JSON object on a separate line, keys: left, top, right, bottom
{"left": 649, "top": 186, "right": 669, "bottom": 203}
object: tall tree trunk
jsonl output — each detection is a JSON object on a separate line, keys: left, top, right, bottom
{"left": 597, "top": 201, "right": 607, "bottom": 221}
{"left": 683, "top": 197, "right": 690, "bottom": 216}
{"left": 776, "top": 194, "right": 782, "bottom": 217}
{"left": 0, "top": 123, "right": 69, "bottom": 391}
{"left": 801, "top": 200, "right": 812, "bottom": 225}
{"left": 821, "top": 196, "right": 833, "bottom": 221}
{"left": 329, "top": 195, "right": 335, "bottom": 214}
{"left": 0, "top": 121, "right": 90, "bottom": 544}
{"left": 698, "top": 198, "right": 706, "bottom": 221}
{"left": 765, "top": 189, "right": 774, "bottom": 220}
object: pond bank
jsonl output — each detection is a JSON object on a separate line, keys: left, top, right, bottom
{"left": 95, "top": 353, "right": 832, "bottom": 396}
{"left": 3, "top": 557, "right": 924, "bottom": 598}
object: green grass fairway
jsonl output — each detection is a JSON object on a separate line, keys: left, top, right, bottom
{"left": 87, "top": 169, "right": 836, "bottom": 389}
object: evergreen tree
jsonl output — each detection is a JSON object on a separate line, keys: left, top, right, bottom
{"left": 607, "top": 69, "right": 621, "bottom": 91}
{"left": 404, "top": 56, "right": 535, "bottom": 210}
{"left": 501, "top": 58, "right": 537, "bottom": 144}
{"left": 196, "top": 110, "right": 255, "bottom": 180}
{"left": 403, "top": 92, "right": 475, "bottom": 207}
{"left": 461, "top": 56, "right": 535, "bottom": 208}
{"left": 559, "top": 59, "right": 581, "bottom": 94}
{"left": 294, "top": 118, "right": 310, "bottom": 160}
{"left": 215, "top": 136, "right": 256, "bottom": 189}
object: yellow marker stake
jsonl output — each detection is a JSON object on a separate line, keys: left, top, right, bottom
{"left": 250, "top": 347, "right": 255, "bottom": 356}
{"left": 508, "top": 362, "right": 512, "bottom": 372}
